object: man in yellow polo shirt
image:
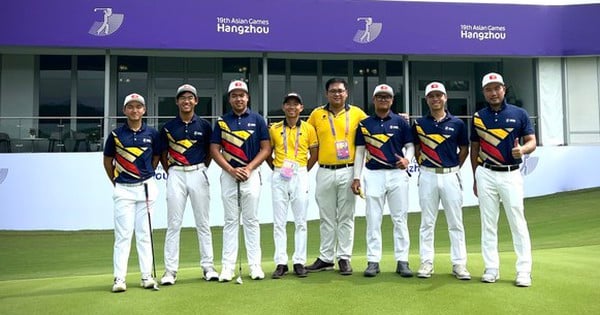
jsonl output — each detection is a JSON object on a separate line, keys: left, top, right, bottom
{"left": 267, "top": 92, "right": 318, "bottom": 279}
{"left": 306, "top": 78, "right": 368, "bottom": 275}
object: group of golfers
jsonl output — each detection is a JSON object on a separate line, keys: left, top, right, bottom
{"left": 103, "top": 72, "right": 536, "bottom": 293}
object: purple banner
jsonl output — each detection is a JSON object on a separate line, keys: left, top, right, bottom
{"left": 1, "top": 0, "right": 599, "bottom": 56}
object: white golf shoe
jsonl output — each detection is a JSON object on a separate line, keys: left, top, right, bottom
{"left": 452, "top": 264, "right": 472, "bottom": 280}
{"left": 417, "top": 262, "right": 434, "bottom": 278}
{"left": 219, "top": 267, "right": 234, "bottom": 282}
{"left": 141, "top": 277, "right": 157, "bottom": 289}
{"left": 112, "top": 278, "right": 126, "bottom": 293}
{"left": 515, "top": 272, "right": 532, "bottom": 287}
{"left": 481, "top": 269, "right": 500, "bottom": 283}
{"left": 160, "top": 270, "right": 177, "bottom": 285}
{"left": 203, "top": 266, "right": 219, "bottom": 281}
{"left": 249, "top": 264, "right": 265, "bottom": 280}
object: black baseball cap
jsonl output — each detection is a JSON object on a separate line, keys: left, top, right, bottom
{"left": 283, "top": 92, "right": 303, "bottom": 104}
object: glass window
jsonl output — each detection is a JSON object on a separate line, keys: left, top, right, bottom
{"left": 77, "top": 56, "right": 105, "bottom": 144}
{"left": 154, "top": 57, "right": 184, "bottom": 73}
{"left": 267, "top": 59, "right": 285, "bottom": 117}
{"left": 322, "top": 60, "right": 348, "bottom": 79}
{"left": 188, "top": 58, "right": 217, "bottom": 74}
{"left": 385, "top": 61, "right": 404, "bottom": 114}
{"left": 290, "top": 60, "right": 318, "bottom": 113}
{"left": 77, "top": 57, "right": 104, "bottom": 116}
{"left": 116, "top": 56, "right": 148, "bottom": 124}
{"left": 354, "top": 60, "right": 379, "bottom": 114}
{"left": 222, "top": 58, "right": 250, "bottom": 114}
{"left": 39, "top": 55, "right": 72, "bottom": 138}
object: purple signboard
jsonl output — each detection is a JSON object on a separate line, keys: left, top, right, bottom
{"left": 1, "top": 0, "right": 599, "bottom": 56}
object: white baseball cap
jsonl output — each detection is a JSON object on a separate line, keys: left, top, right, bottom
{"left": 425, "top": 82, "right": 446, "bottom": 96}
{"left": 482, "top": 72, "right": 504, "bottom": 88}
{"left": 372, "top": 84, "right": 394, "bottom": 97}
{"left": 123, "top": 93, "right": 145, "bottom": 107}
{"left": 176, "top": 84, "right": 197, "bottom": 98}
{"left": 228, "top": 80, "right": 248, "bottom": 93}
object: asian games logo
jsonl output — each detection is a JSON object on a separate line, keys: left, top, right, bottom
{"left": 0, "top": 168, "right": 8, "bottom": 184}
{"left": 520, "top": 154, "right": 539, "bottom": 176}
{"left": 353, "top": 17, "right": 382, "bottom": 44}
{"left": 88, "top": 8, "right": 124, "bottom": 36}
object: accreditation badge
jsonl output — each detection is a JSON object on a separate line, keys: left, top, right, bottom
{"left": 335, "top": 140, "right": 350, "bottom": 160}
{"left": 280, "top": 159, "right": 298, "bottom": 180}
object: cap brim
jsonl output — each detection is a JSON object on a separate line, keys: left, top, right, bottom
{"left": 284, "top": 96, "right": 302, "bottom": 104}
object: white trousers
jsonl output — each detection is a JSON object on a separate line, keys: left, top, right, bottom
{"left": 220, "top": 170, "right": 262, "bottom": 269}
{"left": 272, "top": 167, "right": 309, "bottom": 265}
{"left": 113, "top": 179, "right": 158, "bottom": 280}
{"left": 164, "top": 164, "right": 214, "bottom": 272}
{"left": 363, "top": 168, "right": 410, "bottom": 262}
{"left": 315, "top": 166, "right": 356, "bottom": 262}
{"left": 418, "top": 170, "right": 468, "bottom": 265}
{"left": 475, "top": 167, "right": 532, "bottom": 273}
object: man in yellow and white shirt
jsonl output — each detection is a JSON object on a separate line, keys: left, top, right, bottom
{"left": 268, "top": 92, "right": 318, "bottom": 279}
{"left": 306, "top": 78, "right": 367, "bottom": 276}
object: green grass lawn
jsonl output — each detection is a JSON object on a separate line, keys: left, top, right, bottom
{"left": 1, "top": 188, "right": 599, "bottom": 314}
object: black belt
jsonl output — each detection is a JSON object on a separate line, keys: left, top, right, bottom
{"left": 479, "top": 162, "right": 519, "bottom": 172}
{"left": 319, "top": 163, "right": 354, "bottom": 170}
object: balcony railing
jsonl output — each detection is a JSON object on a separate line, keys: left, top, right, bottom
{"left": 0, "top": 115, "right": 539, "bottom": 153}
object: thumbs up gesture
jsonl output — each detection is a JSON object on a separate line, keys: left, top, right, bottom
{"left": 511, "top": 138, "right": 522, "bottom": 159}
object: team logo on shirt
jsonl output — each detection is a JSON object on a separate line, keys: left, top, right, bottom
{"left": 143, "top": 138, "right": 152, "bottom": 144}
{"left": 506, "top": 118, "right": 517, "bottom": 123}
{"left": 248, "top": 123, "right": 256, "bottom": 127}
{"left": 194, "top": 131, "right": 203, "bottom": 136}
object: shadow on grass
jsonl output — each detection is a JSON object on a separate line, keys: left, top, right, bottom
{"left": 0, "top": 283, "right": 110, "bottom": 300}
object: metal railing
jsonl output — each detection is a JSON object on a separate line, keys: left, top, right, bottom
{"left": 0, "top": 114, "right": 539, "bottom": 153}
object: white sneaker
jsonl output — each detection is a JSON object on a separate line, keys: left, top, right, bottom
{"left": 417, "top": 262, "right": 434, "bottom": 278}
{"left": 203, "top": 266, "right": 219, "bottom": 281}
{"left": 249, "top": 264, "right": 265, "bottom": 280}
{"left": 515, "top": 272, "right": 532, "bottom": 287}
{"left": 219, "top": 267, "right": 234, "bottom": 282}
{"left": 481, "top": 269, "right": 500, "bottom": 283}
{"left": 452, "top": 264, "right": 472, "bottom": 280}
{"left": 160, "top": 270, "right": 177, "bottom": 285}
{"left": 140, "top": 277, "right": 157, "bottom": 289}
{"left": 112, "top": 278, "right": 126, "bottom": 293}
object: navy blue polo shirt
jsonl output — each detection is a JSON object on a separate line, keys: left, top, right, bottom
{"left": 470, "top": 100, "right": 534, "bottom": 165}
{"left": 160, "top": 114, "right": 212, "bottom": 166}
{"left": 103, "top": 122, "right": 160, "bottom": 184}
{"left": 210, "top": 108, "right": 270, "bottom": 168}
{"left": 413, "top": 112, "right": 468, "bottom": 168}
{"left": 355, "top": 112, "right": 413, "bottom": 170}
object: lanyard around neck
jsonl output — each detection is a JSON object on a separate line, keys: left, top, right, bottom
{"left": 283, "top": 123, "right": 301, "bottom": 158}
{"left": 327, "top": 107, "right": 349, "bottom": 139}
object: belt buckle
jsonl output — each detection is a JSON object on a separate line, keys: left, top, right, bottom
{"left": 184, "top": 165, "right": 198, "bottom": 172}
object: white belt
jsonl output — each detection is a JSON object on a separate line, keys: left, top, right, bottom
{"left": 117, "top": 178, "right": 153, "bottom": 187}
{"left": 420, "top": 165, "right": 459, "bottom": 174}
{"left": 170, "top": 163, "right": 205, "bottom": 172}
